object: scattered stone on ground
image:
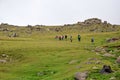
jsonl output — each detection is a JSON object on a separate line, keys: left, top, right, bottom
{"left": 95, "top": 47, "right": 106, "bottom": 53}
{"left": 0, "top": 59, "right": 7, "bottom": 63}
{"left": 69, "top": 60, "right": 78, "bottom": 64}
{"left": 74, "top": 71, "right": 88, "bottom": 80}
{"left": 86, "top": 58, "right": 102, "bottom": 65}
{"left": 109, "top": 77, "right": 116, "bottom": 80}
{"left": 76, "top": 66, "right": 82, "bottom": 69}
{"left": 94, "top": 47, "right": 103, "bottom": 52}
{"left": 95, "top": 61, "right": 102, "bottom": 64}
{"left": 85, "top": 61, "right": 94, "bottom": 64}
{"left": 116, "top": 56, "right": 120, "bottom": 64}
{"left": 102, "top": 53, "right": 115, "bottom": 57}
{"left": 101, "top": 49, "right": 107, "bottom": 53}
{"left": 106, "top": 37, "right": 120, "bottom": 43}
{"left": 1, "top": 54, "right": 7, "bottom": 57}
{"left": 92, "top": 66, "right": 99, "bottom": 70}
{"left": 0, "top": 54, "right": 9, "bottom": 63}
{"left": 88, "top": 58, "right": 98, "bottom": 61}
{"left": 100, "top": 65, "right": 113, "bottom": 74}
{"left": 96, "top": 52, "right": 100, "bottom": 55}
{"left": 37, "top": 70, "right": 56, "bottom": 76}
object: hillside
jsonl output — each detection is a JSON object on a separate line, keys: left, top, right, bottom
{"left": 0, "top": 18, "right": 120, "bottom": 38}
{"left": 0, "top": 18, "right": 120, "bottom": 80}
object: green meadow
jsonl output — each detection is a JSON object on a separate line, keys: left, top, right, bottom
{"left": 0, "top": 31, "right": 120, "bottom": 80}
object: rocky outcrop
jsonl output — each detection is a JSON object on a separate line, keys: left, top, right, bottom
{"left": 84, "top": 18, "right": 102, "bottom": 25}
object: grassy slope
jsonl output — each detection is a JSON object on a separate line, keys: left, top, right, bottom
{"left": 0, "top": 31, "right": 120, "bottom": 80}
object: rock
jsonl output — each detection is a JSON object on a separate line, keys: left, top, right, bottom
{"left": 109, "top": 77, "right": 116, "bottom": 80}
{"left": 37, "top": 72, "right": 45, "bottom": 76}
{"left": 37, "top": 70, "right": 56, "bottom": 76}
{"left": 116, "top": 56, "right": 120, "bottom": 64}
{"left": 95, "top": 47, "right": 102, "bottom": 52}
{"left": 1, "top": 54, "right": 9, "bottom": 58}
{"left": 95, "top": 47, "right": 107, "bottom": 53}
{"left": 85, "top": 61, "right": 93, "bottom": 64}
{"left": 101, "top": 49, "right": 107, "bottom": 53}
{"left": 2, "top": 54, "right": 6, "bottom": 57}
{"left": 88, "top": 58, "right": 98, "bottom": 61}
{"left": 106, "top": 37, "right": 119, "bottom": 43}
{"left": 100, "top": 65, "right": 113, "bottom": 74}
{"left": 76, "top": 66, "right": 82, "bottom": 69}
{"left": 95, "top": 61, "right": 102, "bottom": 64}
{"left": 84, "top": 18, "right": 102, "bottom": 25}
{"left": 69, "top": 60, "right": 78, "bottom": 64}
{"left": 92, "top": 66, "right": 99, "bottom": 70}
{"left": 0, "top": 59, "right": 7, "bottom": 63}
{"left": 102, "top": 53, "right": 115, "bottom": 57}
{"left": 12, "top": 33, "right": 18, "bottom": 37}
{"left": 74, "top": 72, "right": 88, "bottom": 80}
{"left": 96, "top": 52, "right": 100, "bottom": 55}
{"left": 103, "top": 21, "right": 107, "bottom": 24}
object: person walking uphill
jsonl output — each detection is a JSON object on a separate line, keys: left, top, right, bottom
{"left": 91, "top": 37, "right": 94, "bottom": 44}
{"left": 65, "top": 35, "right": 67, "bottom": 40}
{"left": 70, "top": 35, "right": 73, "bottom": 42}
{"left": 78, "top": 34, "right": 81, "bottom": 42}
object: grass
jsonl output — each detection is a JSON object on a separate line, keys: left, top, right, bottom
{"left": 0, "top": 31, "right": 120, "bottom": 80}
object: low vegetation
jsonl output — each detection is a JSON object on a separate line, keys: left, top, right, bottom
{"left": 0, "top": 18, "right": 120, "bottom": 80}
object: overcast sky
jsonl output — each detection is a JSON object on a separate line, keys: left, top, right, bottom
{"left": 0, "top": 0, "right": 120, "bottom": 26}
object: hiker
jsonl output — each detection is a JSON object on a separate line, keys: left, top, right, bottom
{"left": 78, "top": 34, "right": 81, "bottom": 42}
{"left": 65, "top": 35, "right": 67, "bottom": 40}
{"left": 59, "top": 36, "right": 62, "bottom": 40}
{"left": 70, "top": 36, "right": 72, "bottom": 42}
{"left": 91, "top": 37, "right": 94, "bottom": 44}
{"left": 61, "top": 35, "right": 64, "bottom": 40}
{"left": 55, "top": 36, "right": 58, "bottom": 39}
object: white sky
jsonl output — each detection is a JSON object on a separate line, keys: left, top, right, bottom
{"left": 0, "top": 0, "right": 120, "bottom": 26}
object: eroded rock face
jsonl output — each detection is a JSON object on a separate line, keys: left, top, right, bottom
{"left": 74, "top": 72, "right": 88, "bottom": 80}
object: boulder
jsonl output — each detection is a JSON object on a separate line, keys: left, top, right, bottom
{"left": 74, "top": 72, "right": 88, "bottom": 80}
{"left": 100, "top": 65, "right": 113, "bottom": 74}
